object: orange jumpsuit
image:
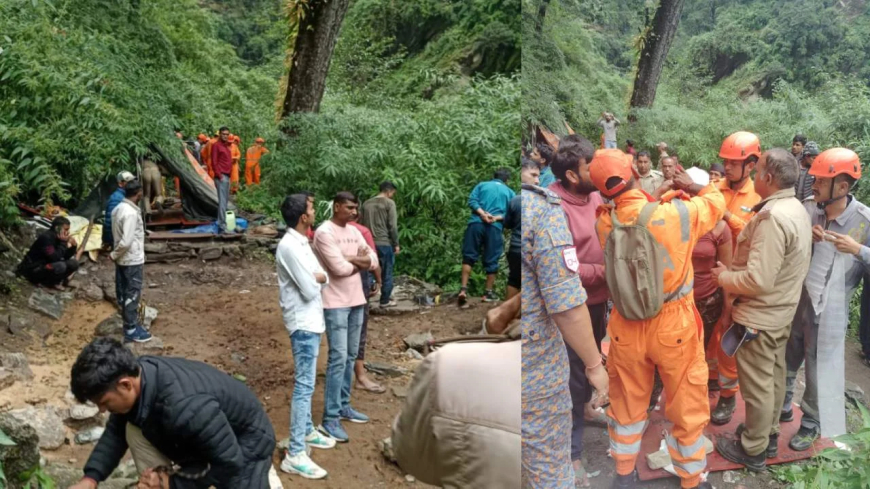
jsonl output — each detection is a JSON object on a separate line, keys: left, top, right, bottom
{"left": 245, "top": 145, "right": 269, "bottom": 185}
{"left": 201, "top": 138, "right": 217, "bottom": 179}
{"left": 596, "top": 185, "right": 725, "bottom": 489}
{"left": 230, "top": 143, "right": 241, "bottom": 193}
{"left": 708, "top": 178, "right": 762, "bottom": 398}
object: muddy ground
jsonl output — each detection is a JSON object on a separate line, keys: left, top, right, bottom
{"left": 0, "top": 253, "right": 488, "bottom": 488}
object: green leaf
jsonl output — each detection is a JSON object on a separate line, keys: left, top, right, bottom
{"left": 0, "top": 427, "right": 16, "bottom": 446}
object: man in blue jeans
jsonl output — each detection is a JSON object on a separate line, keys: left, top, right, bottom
{"left": 276, "top": 194, "right": 336, "bottom": 479}
{"left": 361, "top": 181, "right": 401, "bottom": 308}
{"left": 458, "top": 168, "right": 515, "bottom": 305}
{"left": 313, "top": 192, "right": 379, "bottom": 443}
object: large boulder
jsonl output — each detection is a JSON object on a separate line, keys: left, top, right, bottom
{"left": 6, "top": 406, "right": 67, "bottom": 450}
{"left": 28, "top": 288, "right": 65, "bottom": 319}
{"left": 0, "top": 412, "right": 41, "bottom": 483}
{"left": 94, "top": 314, "right": 123, "bottom": 338}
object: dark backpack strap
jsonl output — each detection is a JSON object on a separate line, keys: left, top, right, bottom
{"left": 637, "top": 201, "right": 661, "bottom": 227}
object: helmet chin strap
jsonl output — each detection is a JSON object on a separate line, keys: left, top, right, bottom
{"left": 816, "top": 180, "right": 849, "bottom": 210}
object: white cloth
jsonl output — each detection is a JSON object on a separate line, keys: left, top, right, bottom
{"left": 110, "top": 199, "right": 145, "bottom": 266}
{"left": 276, "top": 228, "right": 329, "bottom": 336}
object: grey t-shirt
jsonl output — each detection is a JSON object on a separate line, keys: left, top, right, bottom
{"left": 598, "top": 119, "right": 618, "bottom": 141}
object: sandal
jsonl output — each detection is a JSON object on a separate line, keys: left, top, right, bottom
{"left": 458, "top": 288, "right": 468, "bottom": 307}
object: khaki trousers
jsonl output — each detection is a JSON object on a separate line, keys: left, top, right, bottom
{"left": 735, "top": 325, "right": 790, "bottom": 456}
{"left": 124, "top": 425, "right": 283, "bottom": 489}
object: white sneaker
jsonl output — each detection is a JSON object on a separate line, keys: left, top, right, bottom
{"left": 306, "top": 429, "right": 337, "bottom": 449}
{"left": 280, "top": 452, "right": 328, "bottom": 479}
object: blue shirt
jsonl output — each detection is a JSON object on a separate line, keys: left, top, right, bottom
{"left": 102, "top": 187, "right": 125, "bottom": 246}
{"left": 522, "top": 184, "right": 587, "bottom": 403}
{"left": 467, "top": 179, "right": 516, "bottom": 230}
{"left": 539, "top": 167, "right": 557, "bottom": 189}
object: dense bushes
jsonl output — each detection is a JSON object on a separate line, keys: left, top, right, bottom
{"left": 238, "top": 75, "right": 520, "bottom": 291}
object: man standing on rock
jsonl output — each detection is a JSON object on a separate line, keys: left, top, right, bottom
{"left": 67, "top": 337, "right": 277, "bottom": 489}
{"left": 313, "top": 192, "right": 378, "bottom": 443}
{"left": 212, "top": 127, "right": 233, "bottom": 233}
{"left": 361, "top": 181, "right": 400, "bottom": 309}
{"left": 275, "top": 194, "right": 336, "bottom": 479}
{"left": 111, "top": 180, "right": 152, "bottom": 343}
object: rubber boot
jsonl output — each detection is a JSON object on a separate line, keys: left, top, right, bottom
{"left": 711, "top": 395, "right": 736, "bottom": 425}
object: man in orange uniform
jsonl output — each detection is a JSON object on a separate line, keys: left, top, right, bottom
{"left": 710, "top": 131, "right": 763, "bottom": 426}
{"left": 591, "top": 149, "right": 724, "bottom": 489}
{"left": 201, "top": 132, "right": 218, "bottom": 178}
{"left": 230, "top": 135, "right": 242, "bottom": 194}
{"left": 246, "top": 137, "right": 270, "bottom": 186}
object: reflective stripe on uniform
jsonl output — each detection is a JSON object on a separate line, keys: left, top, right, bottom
{"left": 719, "top": 374, "right": 739, "bottom": 390}
{"left": 673, "top": 199, "right": 690, "bottom": 242}
{"left": 610, "top": 438, "right": 642, "bottom": 456}
{"left": 607, "top": 417, "right": 648, "bottom": 437}
{"left": 666, "top": 432, "right": 706, "bottom": 460}
{"left": 672, "top": 458, "right": 707, "bottom": 476}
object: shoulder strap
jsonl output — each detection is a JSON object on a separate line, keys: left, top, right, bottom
{"left": 637, "top": 201, "right": 661, "bottom": 227}
{"left": 610, "top": 208, "right": 622, "bottom": 227}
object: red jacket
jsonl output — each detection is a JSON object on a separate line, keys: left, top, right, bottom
{"left": 211, "top": 140, "right": 233, "bottom": 176}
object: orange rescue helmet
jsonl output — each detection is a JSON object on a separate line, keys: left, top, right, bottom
{"left": 719, "top": 131, "right": 761, "bottom": 161}
{"left": 809, "top": 147, "right": 861, "bottom": 180}
{"left": 197, "top": 133, "right": 208, "bottom": 142}
{"left": 255, "top": 137, "right": 265, "bottom": 144}
{"left": 589, "top": 149, "right": 636, "bottom": 198}
{"left": 234, "top": 135, "right": 241, "bottom": 144}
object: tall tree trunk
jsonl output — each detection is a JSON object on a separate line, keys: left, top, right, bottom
{"left": 279, "top": 0, "right": 351, "bottom": 120}
{"left": 534, "top": 0, "right": 551, "bottom": 36}
{"left": 629, "top": 0, "right": 686, "bottom": 112}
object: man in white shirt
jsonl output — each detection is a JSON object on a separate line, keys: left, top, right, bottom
{"left": 275, "top": 194, "right": 337, "bottom": 479}
{"left": 110, "top": 180, "right": 152, "bottom": 343}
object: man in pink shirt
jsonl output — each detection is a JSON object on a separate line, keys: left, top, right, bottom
{"left": 550, "top": 134, "right": 609, "bottom": 485}
{"left": 313, "top": 192, "right": 379, "bottom": 443}
{"left": 211, "top": 127, "right": 234, "bottom": 234}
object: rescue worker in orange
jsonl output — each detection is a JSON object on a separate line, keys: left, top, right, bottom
{"left": 230, "top": 135, "right": 242, "bottom": 194}
{"left": 709, "top": 131, "right": 763, "bottom": 426}
{"left": 202, "top": 132, "right": 218, "bottom": 178}
{"left": 591, "top": 149, "right": 724, "bottom": 489}
{"left": 245, "top": 138, "right": 270, "bottom": 186}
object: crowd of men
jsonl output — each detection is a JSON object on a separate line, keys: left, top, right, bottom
{"left": 522, "top": 128, "right": 870, "bottom": 489}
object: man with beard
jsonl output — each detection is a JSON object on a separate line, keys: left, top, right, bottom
{"left": 549, "top": 135, "right": 609, "bottom": 486}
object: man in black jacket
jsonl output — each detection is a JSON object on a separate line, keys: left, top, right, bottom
{"left": 68, "top": 338, "right": 276, "bottom": 489}
{"left": 16, "top": 216, "right": 79, "bottom": 290}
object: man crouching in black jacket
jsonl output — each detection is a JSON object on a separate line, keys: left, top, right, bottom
{"left": 67, "top": 338, "right": 277, "bottom": 489}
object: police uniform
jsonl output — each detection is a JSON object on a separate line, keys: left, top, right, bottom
{"left": 521, "top": 184, "right": 587, "bottom": 488}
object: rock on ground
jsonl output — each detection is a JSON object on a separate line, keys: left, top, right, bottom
{"left": 6, "top": 406, "right": 66, "bottom": 450}
{"left": 0, "top": 368, "right": 14, "bottom": 391}
{"left": 379, "top": 437, "right": 396, "bottom": 463}
{"left": 81, "top": 282, "right": 104, "bottom": 302}
{"left": 68, "top": 402, "right": 99, "bottom": 421}
{"left": 0, "top": 352, "right": 34, "bottom": 381}
{"left": 0, "top": 412, "right": 41, "bottom": 482}
{"left": 143, "top": 306, "right": 159, "bottom": 330}
{"left": 364, "top": 362, "right": 408, "bottom": 378}
{"left": 28, "top": 288, "right": 65, "bottom": 319}
{"left": 646, "top": 448, "right": 671, "bottom": 470}
{"left": 102, "top": 282, "right": 118, "bottom": 305}
{"left": 403, "top": 332, "right": 434, "bottom": 352}
{"left": 392, "top": 385, "right": 409, "bottom": 399}
{"left": 94, "top": 314, "right": 123, "bottom": 338}
{"left": 74, "top": 426, "right": 105, "bottom": 444}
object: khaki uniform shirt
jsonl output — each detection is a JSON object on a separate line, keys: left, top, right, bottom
{"left": 391, "top": 341, "right": 521, "bottom": 488}
{"left": 638, "top": 170, "right": 664, "bottom": 195}
{"left": 720, "top": 188, "right": 812, "bottom": 331}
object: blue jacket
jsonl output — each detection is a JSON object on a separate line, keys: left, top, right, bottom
{"left": 539, "top": 167, "right": 556, "bottom": 189}
{"left": 467, "top": 179, "right": 515, "bottom": 230}
{"left": 102, "top": 187, "right": 125, "bottom": 246}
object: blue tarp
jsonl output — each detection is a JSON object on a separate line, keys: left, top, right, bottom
{"left": 169, "top": 217, "right": 248, "bottom": 234}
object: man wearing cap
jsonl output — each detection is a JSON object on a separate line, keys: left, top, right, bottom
{"left": 710, "top": 148, "right": 811, "bottom": 471}
{"left": 780, "top": 148, "right": 870, "bottom": 451}
{"left": 102, "top": 171, "right": 136, "bottom": 250}
{"left": 708, "top": 163, "right": 725, "bottom": 183}
{"left": 245, "top": 138, "right": 270, "bottom": 186}
{"left": 522, "top": 183, "right": 608, "bottom": 488}
{"left": 794, "top": 141, "right": 820, "bottom": 202}
{"left": 230, "top": 135, "right": 242, "bottom": 194}
{"left": 591, "top": 149, "right": 723, "bottom": 489}
{"left": 709, "top": 131, "right": 764, "bottom": 426}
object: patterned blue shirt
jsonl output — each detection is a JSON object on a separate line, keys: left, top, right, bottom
{"left": 522, "top": 184, "right": 587, "bottom": 403}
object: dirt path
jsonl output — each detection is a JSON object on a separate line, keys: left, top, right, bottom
{"left": 1, "top": 256, "right": 488, "bottom": 488}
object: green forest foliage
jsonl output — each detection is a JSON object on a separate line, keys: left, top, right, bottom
{"left": 1, "top": 0, "right": 520, "bottom": 291}
{"left": 523, "top": 0, "right": 870, "bottom": 191}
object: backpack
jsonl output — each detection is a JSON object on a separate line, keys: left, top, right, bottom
{"left": 604, "top": 201, "right": 687, "bottom": 321}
